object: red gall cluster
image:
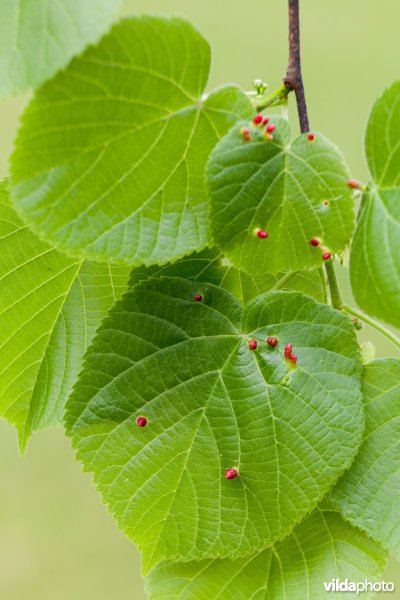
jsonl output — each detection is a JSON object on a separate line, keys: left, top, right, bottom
{"left": 248, "top": 336, "right": 298, "bottom": 365}
{"left": 309, "top": 237, "right": 332, "bottom": 262}
{"left": 136, "top": 416, "right": 147, "bottom": 427}
{"left": 253, "top": 115, "right": 270, "bottom": 127}
{"left": 246, "top": 115, "right": 277, "bottom": 141}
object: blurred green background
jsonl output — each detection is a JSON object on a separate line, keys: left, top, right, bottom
{"left": 1, "top": 1, "right": 399, "bottom": 598}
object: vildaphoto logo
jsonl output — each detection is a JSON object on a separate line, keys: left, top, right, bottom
{"left": 323, "top": 579, "right": 395, "bottom": 594}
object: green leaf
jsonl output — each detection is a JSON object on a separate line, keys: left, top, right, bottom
{"left": 350, "top": 187, "right": 400, "bottom": 329}
{"left": 0, "top": 0, "right": 123, "bottom": 97}
{"left": 331, "top": 359, "right": 400, "bottom": 558}
{"left": 207, "top": 116, "right": 354, "bottom": 276}
{"left": 0, "top": 181, "right": 129, "bottom": 448}
{"left": 129, "top": 248, "right": 327, "bottom": 304}
{"left": 350, "top": 82, "right": 400, "bottom": 329}
{"left": 65, "top": 276, "right": 363, "bottom": 572}
{"left": 145, "top": 508, "right": 386, "bottom": 600}
{"left": 365, "top": 82, "right": 400, "bottom": 186}
{"left": 10, "top": 17, "right": 253, "bottom": 265}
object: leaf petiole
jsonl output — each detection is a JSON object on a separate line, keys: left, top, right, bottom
{"left": 255, "top": 84, "right": 292, "bottom": 112}
{"left": 342, "top": 304, "right": 400, "bottom": 351}
{"left": 324, "top": 259, "right": 343, "bottom": 310}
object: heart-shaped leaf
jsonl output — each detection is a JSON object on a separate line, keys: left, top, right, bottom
{"left": 145, "top": 508, "right": 386, "bottom": 599}
{"left": 0, "top": 181, "right": 129, "bottom": 448}
{"left": 350, "top": 82, "right": 400, "bottom": 329}
{"left": 332, "top": 359, "right": 400, "bottom": 558}
{"left": 65, "top": 275, "right": 363, "bottom": 572}
{"left": 0, "top": 0, "right": 123, "bottom": 96}
{"left": 207, "top": 117, "right": 354, "bottom": 276}
{"left": 10, "top": 17, "right": 253, "bottom": 265}
{"left": 130, "top": 248, "right": 327, "bottom": 304}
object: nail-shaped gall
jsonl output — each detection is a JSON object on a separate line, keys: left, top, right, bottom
{"left": 225, "top": 468, "right": 238, "bottom": 479}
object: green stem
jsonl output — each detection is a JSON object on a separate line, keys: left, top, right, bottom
{"left": 255, "top": 85, "right": 292, "bottom": 112}
{"left": 324, "top": 260, "right": 343, "bottom": 310}
{"left": 272, "top": 270, "right": 296, "bottom": 290}
{"left": 342, "top": 305, "right": 400, "bottom": 351}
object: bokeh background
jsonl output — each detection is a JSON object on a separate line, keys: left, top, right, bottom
{"left": 1, "top": 1, "right": 399, "bottom": 598}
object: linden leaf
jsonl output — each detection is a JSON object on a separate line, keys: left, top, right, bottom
{"left": 10, "top": 17, "right": 253, "bottom": 265}
{"left": 207, "top": 116, "right": 354, "bottom": 276}
{"left": 129, "top": 248, "right": 327, "bottom": 304}
{"left": 0, "top": 0, "right": 123, "bottom": 97}
{"left": 145, "top": 509, "right": 386, "bottom": 599}
{"left": 0, "top": 181, "right": 129, "bottom": 448}
{"left": 65, "top": 276, "right": 363, "bottom": 572}
{"left": 350, "top": 82, "right": 400, "bottom": 329}
{"left": 331, "top": 359, "right": 400, "bottom": 558}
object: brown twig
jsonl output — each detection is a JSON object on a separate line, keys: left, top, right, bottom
{"left": 283, "top": 0, "right": 310, "bottom": 133}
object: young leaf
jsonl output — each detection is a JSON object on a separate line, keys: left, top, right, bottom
{"left": 10, "top": 17, "right": 253, "bottom": 265}
{"left": 145, "top": 509, "right": 386, "bottom": 599}
{"left": 0, "top": 0, "right": 123, "bottom": 97}
{"left": 65, "top": 277, "right": 363, "bottom": 572}
{"left": 331, "top": 359, "right": 400, "bottom": 558}
{"left": 129, "top": 248, "right": 327, "bottom": 304}
{"left": 350, "top": 81, "right": 400, "bottom": 329}
{"left": 0, "top": 182, "right": 129, "bottom": 448}
{"left": 207, "top": 117, "right": 354, "bottom": 276}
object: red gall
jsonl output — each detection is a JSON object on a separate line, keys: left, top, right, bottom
{"left": 310, "top": 238, "right": 320, "bottom": 247}
{"left": 289, "top": 354, "right": 298, "bottom": 364}
{"left": 284, "top": 343, "right": 293, "bottom": 358}
{"left": 253, "top": 114, "right": 263, "bottom": 125}
{"left": 347, "top": 179, "right": 363, "bottom": 190}
{"left": 248, "top": 339, "right": 258, "bottom": 350}
{"left": 267, "top": 336, "right": 278, "bottom": 347}
{"left": 263, "top": 117, "right": 270, "bottom": 125}
{"left": 266, "top": 123, "right": 276, "bottom": 133}
{"left": 307, "top": 133, "right": 315, "bottom": 141}
{"left": 225, "top": 468, "right": 238, "bottom": 480}
{"left": 241, "top": 127, "right": 251, "bottom": 142}
{"left": 322, "top": 252, "right": 331, "bottom": 261}
{"left": 194, "top": 294, "right": 203, "bottom": 302}
{"left": 352, "top": 317, "right": 363, "bottom": 331}
{"left": 136, "top": 416, "right": 147, "bottom": 427}
{"left": 257, "top": 229, "right": 269, "bottom": 239}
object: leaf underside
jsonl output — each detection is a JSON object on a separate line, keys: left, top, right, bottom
{"left": 0, "top": 0, "right": 123, "bottom": 96}
{"left": 207, "top": 117, "right": 354, "bottom": 276}
{"left": 0, "top": 181, "right": 129, "bottom": 448}
{"left": 331, "top": 359, "right": 400, "bottom": 558}
{"left": 145, "top": 508, "right": 386, "bottom": 600}
{"left": 350, "top": 81, "right": 400, "bottom": 328}
{"left": 10, "top": 16, "right": 253, "bottom": 266}
{"left": 66, "top": 273, "right": 363, "bottom": 572}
